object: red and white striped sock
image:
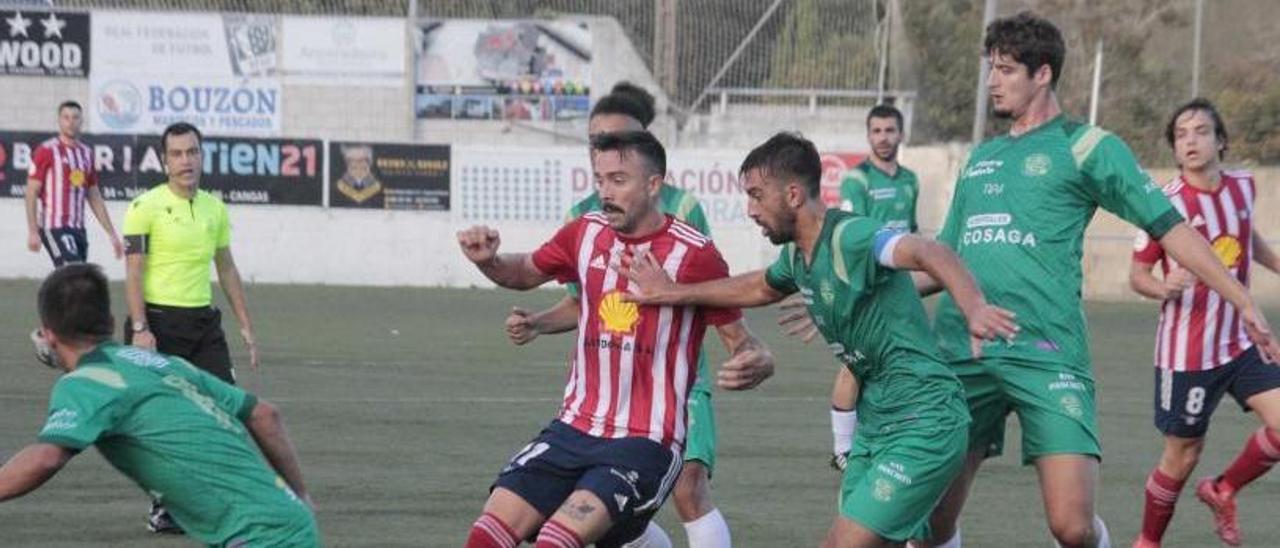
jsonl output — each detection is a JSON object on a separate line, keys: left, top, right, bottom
{"left": 535, "top": 519, "right": 585, "bottom": 548}
{"left": 1220, "top": 427, "right": 1280, "bottom": 493}
{"left": 465, "top": 512, "right": 519, "bottom": 548}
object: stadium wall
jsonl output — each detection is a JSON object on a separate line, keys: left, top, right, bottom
{"left": 3, "top": 145, "right": 1276, "bottom": 304}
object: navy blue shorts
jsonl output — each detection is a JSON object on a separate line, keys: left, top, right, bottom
{"left": 492, "top": 420, "right": 682, "bottom": 548}
{"left": 38, "top": 227, "right": 87, "bottom": 266}
{"left": 1154, "top": 346, "right": 1280, "bottom": 438}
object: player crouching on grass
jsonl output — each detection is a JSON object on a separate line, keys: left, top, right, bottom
{"left": 1, "top": 264, "right": 319, "bottom": 546}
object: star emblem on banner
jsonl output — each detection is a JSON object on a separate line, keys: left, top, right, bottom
{"left": 41, "top": 12, "right": 65, "bottom": 39}
{"left": 6, "top": 11, "right": 32, "bottom": 38}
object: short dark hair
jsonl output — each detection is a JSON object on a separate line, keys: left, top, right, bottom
{"left": 590, "top": 130, "right": 667, "bottom": 178}
{"left": 590, "top": 82, "right": 656, "bottom": 128}
{"left": 739, "top": 132, "right": 822, "bottom": 198}
{"left": 38, "top": 263, "right": 114, "bottom": 344}
{"left": 866, "top": 104, "right": 903, "bottom": 130}
{"left": 57, "top": 100, "right": 82, "bottom": 113}
{"left": 161, "top": 122, "right": 203, "bottom": 153}
{"left": 984, "top": 11, "right": 1066, "bottom": 88}
{"left": 1166, "top": 97, "right": 1229, "bottom": 160}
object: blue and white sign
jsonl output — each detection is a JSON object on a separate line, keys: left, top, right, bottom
{"left": 89, "top": 76, "right": 282, "bottom": 136}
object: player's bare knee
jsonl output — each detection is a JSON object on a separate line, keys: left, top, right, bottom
{"left": 1047, "top": 516, "right": 1094, "bottom": 548}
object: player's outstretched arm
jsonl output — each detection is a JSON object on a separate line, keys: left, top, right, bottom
{"left": 1160, "top": 223, "right": 1280, "bottom": 362}
{"left": 0, "top": 443, "right": 74, "bottom": 502}
{"left": 1253, "top": 230, "right": 1280, "bottom": 275}
{"left": 506, "top": 296, "right": 579, "bottom": 345}
{"left": 245, "top": 400, "right": 311, "bottom": 506}
{"left": 712, "top": 320, "right": 775, "bottom": 390}
{"left": 618, "top": 251, "right": 785, "bottom": 308}
{"left": 890, "top": 234, "right": 1019, "bottom": 356}
{"left": 1129, "top": 259, "right": 1192, "bottom": 301}
{"left": 457, "top": 225, "right": 553, "bottom": 290}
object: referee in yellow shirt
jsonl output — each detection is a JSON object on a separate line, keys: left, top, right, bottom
{"left": 122, "top": 122, "right": 259, "bottom": 533}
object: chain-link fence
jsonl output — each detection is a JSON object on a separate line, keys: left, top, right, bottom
{"left": 24, "top": 0, "right": 1280, "bottom": 163}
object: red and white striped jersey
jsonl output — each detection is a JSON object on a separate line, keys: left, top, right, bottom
{"left": 1133, "top": 170, "right": 1256, "bottom": 371}
{"left": 531, "top": 213, "right": 741, "bottom": 449}
{"left": 27, "top": 137, "right": 98, "bottom": 230}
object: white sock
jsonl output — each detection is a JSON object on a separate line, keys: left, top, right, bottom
{"left": 684, "top": 508, "right": 732, "bottom": 548}
{"left": 624, "top": 521, "right": 673, "bottom": 548}
{"left": 831, "top": 408, "right": 858, "bottom": 455}
{"left": 1093, "top": 515, "right": 1110, "bottom": 548}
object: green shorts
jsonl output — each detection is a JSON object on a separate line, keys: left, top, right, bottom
{"left": 952, "top": 357, "right": 1100, "bottom": 465}
{"left": 682, "top": 386, "right": 717, "bottom": 473}
{"left": 838, "top": 421, "right": 968, "bottom": 542}
{"left": 223, "top": 510, "right": 320, "bottom": 547}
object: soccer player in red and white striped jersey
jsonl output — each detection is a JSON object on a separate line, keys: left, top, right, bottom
{"left": 24, "top": 101, "right": 123, "bottom": 266}
{"left": 458, "top": 131, "right": 774, "bottom": 548}
{"left": 1130, "top": 99, "right": 1280, "bottom": 548}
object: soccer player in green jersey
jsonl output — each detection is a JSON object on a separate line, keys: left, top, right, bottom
{"left": 915, "top": 13, "right": 1280, "bottom": 548}
{"left": 504, "top": 83, "right": 727, "bottom": 548}
{"left": 820, "top": 104, "right": 920, "bottom": 472}
{"left": 621, "top": 132, "right": 1018, "bottom": 548}
{"left": 2, "top": 264, "right": 318, "bottom": 546}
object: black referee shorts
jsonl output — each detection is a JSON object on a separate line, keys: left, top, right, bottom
{"left": 124, "top": 304, "right": 236, "bottom": 384}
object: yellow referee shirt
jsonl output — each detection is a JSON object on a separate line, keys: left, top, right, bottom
{"left": 123, "top": 184, "right": 231, "bottom": 307}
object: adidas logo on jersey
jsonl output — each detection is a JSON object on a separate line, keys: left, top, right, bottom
{"left": 1191, "top": 215, "right": 1207, "bottom": 228}
{"left": 614, "top": 494, "right": 629, "bottom": 511}
{"left": 589, "top": 254, "right": 608, "bottom": 270}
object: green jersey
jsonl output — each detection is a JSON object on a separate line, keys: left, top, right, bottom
{"left": 566, "top": 184, "right": 714, "bottom": 394}
{"left": 935, "top": 116, "right": 1181, "bottom": 371}
{"left": 839, "top": 160, "right": 919, "bottom": 233}
{"left": 38, "top": 342, "right": 316, "bottom": 546}
{"left": 765, "top": 210, "right": 967, "bottom": 436}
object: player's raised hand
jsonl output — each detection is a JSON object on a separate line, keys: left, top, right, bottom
{"left": 457, "top": 225, "right": 501, "bottom": 264}
{"left": 505, "top": 306, "right": 539, "bottom": 345}
{"left": 1240, "top": 304, "right": 1280, "bottom": 364}
{"left": 1163, "top": 267, "right": 1196, "bottom": 300}
{"left": 777, "top": 293, "right": 818, "bottom": 343}
{"left": 967, "top": 303, "right": 1019, "bottom": 359}
{"left": 718, "top": 346, "right": 775, "bottom": 390}
{"left": 616, "top": 251, "right": 678, "bottom": 305}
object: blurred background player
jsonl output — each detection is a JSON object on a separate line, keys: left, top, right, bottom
{"left": 2, "top": 263, "right": 317, "bottom": 546}
{"left": 461, "top": 130, "right": 774, "bottom": 548}
{"left": 24, "top": 100, "right": 123, "bottom": 266}
{"left": 121, "top": 122, "right": 260, "bottom": 533}
{"left": 619, "top": 132, "right": 1016, "bottom": 548}
{"left": 1129, "top": 98, "right": 1280, "bottom": 548}
{"left": 504, "top": 82, "right": 734, "bottom": 548}
{"left": 917, "top": 13, "right": 1280, "bottom": 548}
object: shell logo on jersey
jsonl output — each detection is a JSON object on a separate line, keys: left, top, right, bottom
{"left": 1211, "top": 235, "right": 1243, "bottom": 268}
{"left": 599, "top": 291, "right": 640, "bottom": 335}
{"left": 69, "top": 169, "right": 86, "bottom": 187}
{"left": 1023, "top": 153, "right": 1052, "bottom": 177}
